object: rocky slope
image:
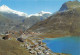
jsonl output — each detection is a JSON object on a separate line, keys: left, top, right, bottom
{"left": 59, "top": 1, "right": 80, "bottom": 11}
{"left": 0, "top": 31, "right": 70, "bottom": 55}
{"left": 0, "top": 5, "right": 52, "bottom": 33}
{"left": 28, "top": 1, "right": 80, "bottom": 36}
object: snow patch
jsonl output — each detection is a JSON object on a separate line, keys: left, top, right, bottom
{"left": 28, "top": 11, "right": 52, "bottom": 17}
{"left": 0, "top": 5, "right": 52, "bottom": 17}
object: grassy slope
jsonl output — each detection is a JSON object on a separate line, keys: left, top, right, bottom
{"left": 28, "top": 1, "right": 80, "bottom": 38}
{"left": 0, "top": 39, "right": 32, "bottom": 55}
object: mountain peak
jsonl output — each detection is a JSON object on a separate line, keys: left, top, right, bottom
{"left": 0, "top": 5, "right": 11, "bottom": 12}
{"left": 0, "top": 5, "right": 52, "bottom": 18}
{"left": 39, "top": 11, "right": 52, "bottom": 14}
{"left": 1, "top": 5, "right": 9, "bottom": 8}
{"left": 28, "top": 11, "right": 52, "bottom": 17}
{"left": 59, "top": 1, "right": 80, "bottom": 11}
{"left": 0, "top": 5, "right": 28, "bottom": 17}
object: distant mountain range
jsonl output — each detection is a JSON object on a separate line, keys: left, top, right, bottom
{"left": 0, "top": 5, "right": 52, "bottom": 33}
{"left": 28, "top": 1, "right": 80, "bottom": 36}
{"left": 0, "top": 5, "right": 52, "bottom": 19}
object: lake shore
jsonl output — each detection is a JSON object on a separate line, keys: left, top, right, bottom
{"left": 43, "top": 36, "right": 80, "bottom": 55}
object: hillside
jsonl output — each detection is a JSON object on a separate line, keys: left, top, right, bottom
{"left": 28, "top": 1, "right": 80, "bottom": 37}
{"left": 0, "top": 14, "right": 14, "bottom": 33}
{"left": 23, "top": 12, "right": 51, "bottom": 29}
{"left": 0, "top": 5, "right": 51, "bottom": 33}
{"left": 0, "top": 39, "right": 32, "bottom": 55}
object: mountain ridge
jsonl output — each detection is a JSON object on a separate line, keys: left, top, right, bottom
{"left": 59, "top": 1, "right": 80, "bottom": 11}
{"left": 0, "top": 5, "right": 52, "bottom": 33}
{"left": 28, "top": 1, "right": 80, "bottom": 37}
{"left": 0, "top": 5, "right": 52, "bottom": 18}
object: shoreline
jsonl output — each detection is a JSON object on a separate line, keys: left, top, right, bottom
{"left": 0, "top": 32, "right": 71, "bottom": 55}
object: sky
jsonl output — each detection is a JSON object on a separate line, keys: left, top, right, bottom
{"left": 0, "top": 0, "right": 79, "bottom": 14}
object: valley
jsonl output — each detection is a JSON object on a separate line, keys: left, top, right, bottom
{"left": 0, "top": 0, "right": 80, "bottom": 55}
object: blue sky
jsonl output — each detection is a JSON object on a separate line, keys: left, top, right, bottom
{"left": 0, "top": 0, "right": 78, "bottom": 14}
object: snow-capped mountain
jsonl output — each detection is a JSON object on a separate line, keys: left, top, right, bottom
{"left": 0, "top": 5, "right": 28, "bottom": 17}
{"left": 23, "top": 11, "right": 52, "bottom": 29}
{"left": 0, "top": 5, "right": 52, "bottom": 22}
{"left": 0, "top": 5, "right": 52, "bottom": 33}
{"left": 0, "top": 5, "right": 52, "bottom": 18}
{"left": 28, "top": 11, "right": 52, "bottom": 17}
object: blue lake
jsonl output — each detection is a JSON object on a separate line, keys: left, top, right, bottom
{"left": 43, "top": 36, "right": 80, "bottom": 55}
